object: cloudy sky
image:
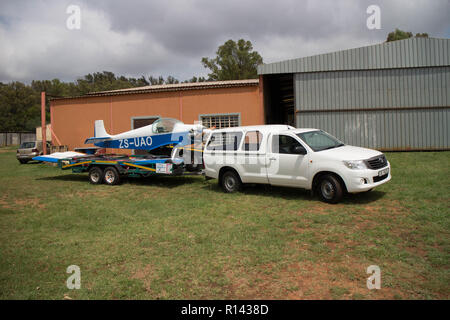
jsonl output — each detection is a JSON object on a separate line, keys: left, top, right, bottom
{"left": 0, "top": 0, "right": 449, "bottom": 83}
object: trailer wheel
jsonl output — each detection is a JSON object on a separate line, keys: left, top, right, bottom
{"left": 88, "top": 166, "right": 104, "bottom": 185}
{"left": 103, "top": 166, "right": 121, "bottom": 185}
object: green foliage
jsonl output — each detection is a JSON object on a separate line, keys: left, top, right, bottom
{"left": 0, "top": 72, "right": 186, "bottom": 132}
{"left": 415, "top": 32, "right": 429, "bottom": 38}
{"left": 386, "top": 28, "right": 429, "bottom": 42}
{"left": 0, "top": 82, "right": 40, "bottom": 131}
{"left": 201, "top": 39, "right": 263, "bottom": 80}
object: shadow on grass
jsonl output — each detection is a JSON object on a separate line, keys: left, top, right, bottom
{"left": 19, "top": 160, "right": 43, "bottom": 165}
{"left": 342, "top": 190, "right": 386, "bottom": 204}
{"left": 35, "top": 173, "right": 386, "bottom": 204}
{"left": 36, "top": 174, "right": 88, "bottom": 182}
{"left": 35, "top": 173, "right": 199, "bottom": 188}
{"left": 124, "top": 175, "right": 200, "bottom": 188}
{"left": 203, "top": 180, "right": 386, "bottom": 204}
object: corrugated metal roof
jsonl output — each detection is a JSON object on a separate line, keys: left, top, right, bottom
{"left": 258, "top": 37, "right": 450, "bottom": 75}
{"left": 51, "top": 79, "right": 259, "bottom": 100}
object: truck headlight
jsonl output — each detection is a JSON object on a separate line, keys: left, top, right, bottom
{"left": 343, "top": 160, "right": 367, "bottom": 170}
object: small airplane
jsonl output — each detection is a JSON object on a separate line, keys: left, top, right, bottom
{"left": 33, "top": 118, "right": 211, "bottom": 164}
{"left": 84, "top": 118, "right": 209, "bottom": 151}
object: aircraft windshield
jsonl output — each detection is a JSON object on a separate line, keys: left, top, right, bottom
{"left": 152, "top": 118, "right": 182, "bottom": 134}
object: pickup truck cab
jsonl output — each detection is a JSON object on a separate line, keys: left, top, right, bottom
{"left": 203, "top": 125, "right": 391, "bottom": 203}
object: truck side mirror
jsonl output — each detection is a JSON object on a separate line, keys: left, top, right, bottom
{"left": 293, "top": 145, "right": 307, "bottom": 155}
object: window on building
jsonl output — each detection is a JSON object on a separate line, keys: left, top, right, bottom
{"left": 201, "top": 114, "right": 239, "bottom": 129}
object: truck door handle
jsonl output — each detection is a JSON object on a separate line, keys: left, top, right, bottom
{"left": 269, "top": 157, "right": 277, "bottom": 161}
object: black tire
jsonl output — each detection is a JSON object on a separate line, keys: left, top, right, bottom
{"left": 18, "top": 159, "right": 28, "bottom": 164}
{"left": 221, "top": 170, "right": 242, "bottom": 193}
{"left": 88, "top": 166, "right": 104, "bottom": 185}
{"left": 317, "top": 174, "right": 344, "bottom": 204}
{"left": 103, "top": 166, "right": 121, "bottom": 185}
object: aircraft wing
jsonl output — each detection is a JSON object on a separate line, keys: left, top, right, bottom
{"left": 33, "top": 151, "right": 88, "bottom": 163}
{"left": 84, "top": 136, "right": 112, "bottom": 144}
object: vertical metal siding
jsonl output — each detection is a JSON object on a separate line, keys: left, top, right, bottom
{"left": 295, "top": 67, "right": 449, "bottom": 110}
{"left": 295, "top": 66, "right": 450, "bottom": 150}
{"left": 297, "top": 109, "right": 449, "bottom": 150}
{"left": 258, "top": 38, "right": 450, "bottom": 75}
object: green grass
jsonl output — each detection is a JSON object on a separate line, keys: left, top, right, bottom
{"left": 0, "top": 148, "right": 449, "bottom": 300}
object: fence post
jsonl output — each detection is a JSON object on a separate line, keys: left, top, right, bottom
{"left": 41, "top": 92, "right": 47, "bottom": 155}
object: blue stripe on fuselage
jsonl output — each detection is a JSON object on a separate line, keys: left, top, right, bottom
{"left": 93, "top": 131, "right": 191, "bottom": 150}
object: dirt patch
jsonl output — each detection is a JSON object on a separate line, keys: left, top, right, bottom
{"left": 131, "top": 264, "right": 156, "bottom": 293}
{"left": 14, "top": 198, "right": 46, "bottom": 210}
{"left": 0, "top": 197, "right": 13, "bottom": 209}
{"left": 63, "top": 190, "right": 112, "bottom": 199}
{"left": 0, "top": 196, "right": 46, "bottom": 210}
{"left": 223, "top": 258, "right": 403, "bottom": 300}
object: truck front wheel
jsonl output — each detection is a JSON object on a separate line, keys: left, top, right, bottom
{"left": 318, "top": 174, "right": 344, "bottom": 204}
{"left": 88, "top": 166, "right": 104, "bottom": 184}
{"left": 221, "top": 170, "right": 242, "bottom": 193}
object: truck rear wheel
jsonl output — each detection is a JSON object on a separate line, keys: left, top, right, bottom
{"left": 221, "top": 170, "right": 242, "bottom": 193}
{"left": 318, "top": 174, "right": 344, "bottom": 204}
{"left": 103, "top": 166, "right": 121, "bottom": 185}
{"left": 88, "top": 166, "right": 103, "bottom": 184}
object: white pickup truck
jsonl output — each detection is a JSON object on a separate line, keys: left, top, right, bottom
{"left": 203, "top": 125, "right": 391, "bottom": 203}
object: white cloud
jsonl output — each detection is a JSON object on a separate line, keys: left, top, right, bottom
{"left": 0, "top": 0, "right": 448, "bottom": 83}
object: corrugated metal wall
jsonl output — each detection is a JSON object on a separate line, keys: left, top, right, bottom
{"left": 295, "top": 67, "right": 449, "bottom": 110}
{"left": 0, "top": 133, "right": 36, "bottom": 147}
{"left": 297, "top": 109, "right": 449, "bottom": 150}
{"left": 295, "top": 66, "right": 450, "bottom": 150}
{"left": 258, "top": 38, "right": 450, "bottom": 75}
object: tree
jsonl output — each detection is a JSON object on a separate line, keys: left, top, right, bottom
{"left": 415, "top": 32, "right": 429, "bottom": 38}
{"left": 165, "top": 76, "right": 179, "bottom": 84}
{"left": 386, "top": 29, "right": 429, "bottom": 42}
{"left": 148, "top": 76, "right": 165, "bottom": 85}
{"left": 183, "top": 76, "right": 207, "bottom": 83}
{"left": 0, "top": 82, "right": 40, "bottom": 131}
{"left": 201, "top": 39, "right": 263, "bottom": 81}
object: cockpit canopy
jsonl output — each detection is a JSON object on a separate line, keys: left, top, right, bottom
{"left": 151, "top": 118, "right": 183, "bottom": 134}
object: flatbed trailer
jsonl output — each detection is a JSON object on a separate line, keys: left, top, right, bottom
{"left": 51, "top": 152, "right": 199, "bottom": 185}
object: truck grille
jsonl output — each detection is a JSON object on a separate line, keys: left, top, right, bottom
{"left": 365, "top": 154, "right": 387, "bottom": 170}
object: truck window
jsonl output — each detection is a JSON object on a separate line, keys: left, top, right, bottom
{"left": 242, "top": 131, "right": 263, "bottom": 151}
{"left": 206, "top": 132, "right": 243, "bottom": 151}
{"left": 272, "top": 135, "right": 306, "bottom": 154}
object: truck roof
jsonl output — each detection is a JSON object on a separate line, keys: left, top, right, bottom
{"left": 210, "top": 125, "right": 318, "bottom": 134}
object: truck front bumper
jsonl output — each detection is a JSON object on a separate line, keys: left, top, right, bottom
{"left": 343, "top": 162, "right": 391, "bottom": 193}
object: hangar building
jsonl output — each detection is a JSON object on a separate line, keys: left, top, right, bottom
{"left": 258, "top": 37, "right": 449, "bottom": 151}
{"left": 50, "top": 37, "right": 448, "bottom": 152}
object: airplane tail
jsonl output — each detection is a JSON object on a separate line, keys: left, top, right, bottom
{"left": 94, "top": 120, "right": 110, "bottom": 138}
{"left": 84, "top": 120, "right": 112, "bottom": 144}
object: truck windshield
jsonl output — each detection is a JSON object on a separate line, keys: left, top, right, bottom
{"left": 296, "top": 130, "right": 344, "bottom": 152}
